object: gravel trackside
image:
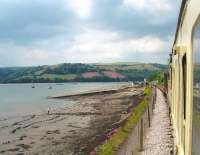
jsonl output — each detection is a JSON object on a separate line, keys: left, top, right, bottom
{"left": 141, "top": 89, "right": 173, "bottom": 155}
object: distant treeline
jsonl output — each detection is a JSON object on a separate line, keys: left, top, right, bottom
{"left": 0, "top": 63, "right": 167, "bottom": 83}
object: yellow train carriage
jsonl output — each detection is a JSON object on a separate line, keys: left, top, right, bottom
{"left": 168, "top": 0, "right": 200, "bottom": 155}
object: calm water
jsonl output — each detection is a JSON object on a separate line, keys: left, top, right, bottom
{"left": 0, "top": 82, "right": 127, "bottom": 118}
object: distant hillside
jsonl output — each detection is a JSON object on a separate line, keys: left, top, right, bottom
{"left": 0, "top": 63, "right": 167, "bottom": 83}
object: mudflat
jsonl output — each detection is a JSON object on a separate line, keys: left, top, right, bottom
{"left": 0, "top": 85, "right": 144, "bottom": 155}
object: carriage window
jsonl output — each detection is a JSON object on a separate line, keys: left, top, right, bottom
{"left": 182, "top": 54, "right": 187, "bottom": 120}
{"left": 192, "top": 20, "right": 200, "bottom": 155}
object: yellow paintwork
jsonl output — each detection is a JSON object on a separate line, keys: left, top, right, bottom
{"left": 168, "top": 0, "right": 200, "bottom": 155}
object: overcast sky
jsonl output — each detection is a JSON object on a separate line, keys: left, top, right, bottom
{"left": 0, "top": 0, "right": 181, "bottom": 66}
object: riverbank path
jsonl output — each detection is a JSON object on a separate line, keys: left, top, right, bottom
{"left": 141, "top": 88, "right": 173, "bottom": 155}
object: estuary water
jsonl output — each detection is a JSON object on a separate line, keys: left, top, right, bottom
{"left": 0, "top": 82, "right": 127, "bottom": 119}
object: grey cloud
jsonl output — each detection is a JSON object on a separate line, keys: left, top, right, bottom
{"left": 0, "top": 0, "right": 79, "bottom": 44}
{"left": 90, "top": 0, "right": 180, "bottom": 39}
{"left": 0, "top": 0, "right": 181, "bottom": 44}
{"left": 0, "top": 0, "right": 181, "bottom": 66}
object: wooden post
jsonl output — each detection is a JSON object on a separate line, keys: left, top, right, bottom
{"left": 152, "top": 96, "right": 154, "bottom": 113}
{"left": 147, "top": 105, "right": 151, "bottom": 127}
{"left": 139, "top": 118, "right": 144, "bottom": 151}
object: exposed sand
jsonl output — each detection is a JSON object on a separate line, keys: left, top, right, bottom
{"left": 0, "top": 85, "right": 144, "bottom": 155}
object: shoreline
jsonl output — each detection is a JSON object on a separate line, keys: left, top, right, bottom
{"left": 0, "top": 82, "right": 129, "bottom": 119}
{"left": 0, "top": 85, "right": 144, "bottom": 155}
{"left": 48, "top": 85, "right": 131, "bottom": 99}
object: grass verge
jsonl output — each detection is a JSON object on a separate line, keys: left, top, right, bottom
{"left": 96, "top": 87, "right": 152, "bottom": 155}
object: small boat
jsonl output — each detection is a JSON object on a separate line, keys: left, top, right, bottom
{"left": 31, "top": 83, "right": 35, "bottom": 88}
{"left": 48, "top": 85, "right": 52, "bottom": 89}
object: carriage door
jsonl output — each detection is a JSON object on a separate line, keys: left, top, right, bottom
{"left": 192, "top": 20, "right": 200, "bottom": 155}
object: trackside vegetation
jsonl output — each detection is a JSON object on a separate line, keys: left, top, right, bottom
{"left": 96, "top": 87, "right": 152, "bottom": 155}
{"left": 149, "top": 72, "right": 164, "bottom": 86}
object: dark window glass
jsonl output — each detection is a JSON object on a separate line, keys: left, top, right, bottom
{"left": 192, "top": 20, "right": 200, "bottom": 155}
{"left": 183, "top": 54, "right": 187, "bottom": 120}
